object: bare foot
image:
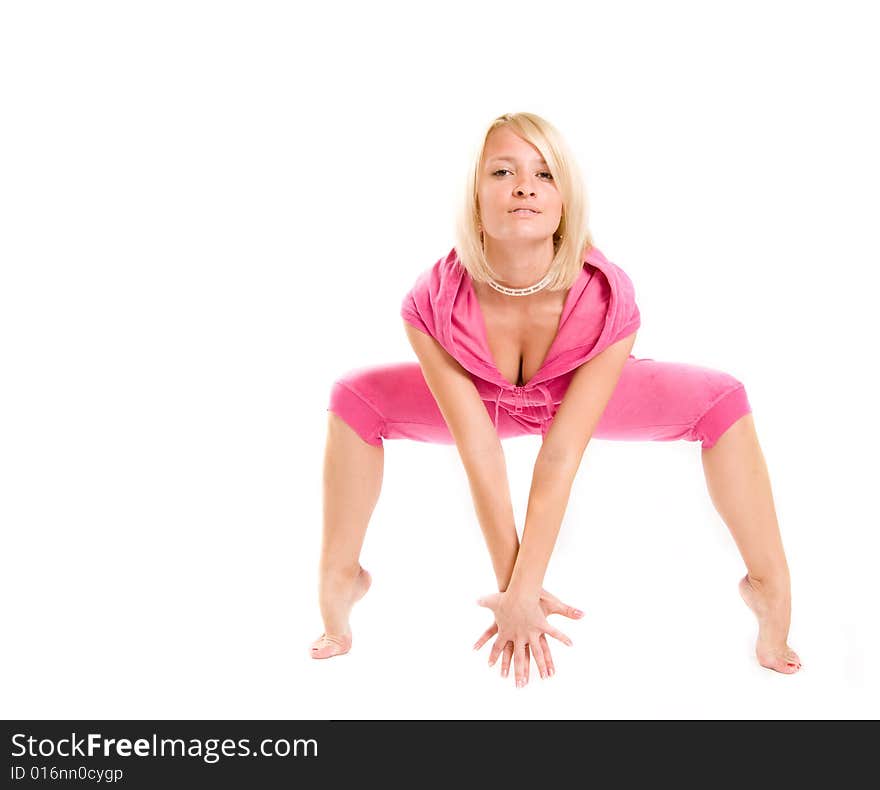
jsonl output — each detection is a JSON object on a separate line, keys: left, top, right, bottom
{"left": 311, "top": 566, "right": 372, "bottom": 660}
{"left": 738, "top": 573, "right": 802, "bottom": 674}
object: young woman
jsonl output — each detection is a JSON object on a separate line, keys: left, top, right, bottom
{"left": 312, "top": 112, "right": 801, "bottom": 686}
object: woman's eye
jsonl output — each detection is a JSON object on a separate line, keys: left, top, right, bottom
{"left": 492, "top": 169, "right": 553, "bottom": 180}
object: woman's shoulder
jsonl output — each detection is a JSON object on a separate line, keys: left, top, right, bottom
{"left": 401, "top": 247, "right": 462, "bottom": 335}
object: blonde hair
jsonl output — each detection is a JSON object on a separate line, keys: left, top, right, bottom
{"left": 453, "top": 111, "right": 594, "bottom": 292}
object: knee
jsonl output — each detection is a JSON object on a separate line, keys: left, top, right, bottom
{"left": 694, "top": 376, "right": 752, "bottom": 449}
{"left": 720, "top": 370, "right": 746, "bottom": 392}
{"left": 327, "top": 368, "right": 386, "bottom": 447}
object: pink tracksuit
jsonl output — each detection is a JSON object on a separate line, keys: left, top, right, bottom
{"left": 328, "top": 245, "right": 751, "bottom": 449}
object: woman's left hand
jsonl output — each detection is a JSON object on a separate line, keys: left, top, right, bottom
{"left": 473, "top": 589, "right": 574, "bottom": 687}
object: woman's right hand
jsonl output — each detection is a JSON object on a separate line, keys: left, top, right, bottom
{"left": 472, "top": 587, "right": 584, "bottom": 680}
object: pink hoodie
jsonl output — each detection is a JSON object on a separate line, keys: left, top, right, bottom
{"left": 401, "top": 245, "right": 641, "bottom": 427}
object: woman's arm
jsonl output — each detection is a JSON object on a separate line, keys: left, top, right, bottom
{"left": 404, "top": 321, "right": 519, "bottom": 590}
{"left": 507, "top": 332, "right": 638, "bottom": 596}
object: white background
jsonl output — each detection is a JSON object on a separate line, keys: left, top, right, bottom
{"left": 1, "top": 0, "right": 877, "bottom": 719}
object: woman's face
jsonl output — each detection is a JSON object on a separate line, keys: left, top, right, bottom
{"left": 476, "top": 125, "right": 563, "bottom": 248}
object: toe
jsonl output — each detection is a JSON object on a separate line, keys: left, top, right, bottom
{"left": 311, "top": 644, "right": 342, "bottom": 659}
{"left": 310, "top": 633, "right": 351, "bottom": 660}
{"left": 769, "top": 656, "right": 801, "bottom": 674}
{"left": 757, "top": 648, "right": 802, "bottom": 674}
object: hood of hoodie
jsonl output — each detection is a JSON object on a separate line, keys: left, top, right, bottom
{"left": 401, "top": 244, "right": 641, "bottom": 392}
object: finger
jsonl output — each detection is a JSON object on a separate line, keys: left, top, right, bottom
{"left": 488, "top": 636, "right": 506, "bottom": 667}
{"left": 501, "top": 642, "right": 513, "bottom": 679}
{"left": 559, "top": 601, "right": 585, "bottom": 619}
{"left": 540, "top": 634, "right": 555, "bottom": 677}
{"left": 524, "top": 644, "right": 530, "bottom": 685}
{"left": 544, "top": 623, "right": 573, "bottom": 647}
{"left": 548, "top": 597, "right": 584, "bottom": 619}
{"left": 475, "top": 593, "right": 500, "bottom": 609}
{"left": 515, "top": 642, "right": 528, "bottom": 688}
{"left": 473, "top": 623, "right": 498, "bottom": 651}
{"left": 530, "top": 637, "right": 549, "bottom": 679}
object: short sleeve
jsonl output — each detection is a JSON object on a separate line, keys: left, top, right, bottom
{"left": 401, "top": 288, "right": 431, "bottom": 335}
{"left": 612, "top": 265, "right": 641, "bottom": 341}
{"left": 400, "top": 264, "right": 441, "bottom": 338}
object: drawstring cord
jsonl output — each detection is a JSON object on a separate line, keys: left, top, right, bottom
{"left": 492, "top": 382, "right": 554, "bottom": 428}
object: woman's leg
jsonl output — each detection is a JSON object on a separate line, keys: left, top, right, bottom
{"left": 311, "top": 411, "right": 382, "bottom": 659}
{"left": 586, "top": 356, "right": 800, "bottom": 673}
{"left": 701, "top": 412, "right": 801, "bottom": 673}
{"left": 313, "top": 362, "right": 539, "bottom": 658}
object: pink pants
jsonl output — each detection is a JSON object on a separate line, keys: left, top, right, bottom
{"left": 327, "top": 355, "right": 752, "bottom": 450}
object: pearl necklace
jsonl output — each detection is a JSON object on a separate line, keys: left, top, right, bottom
{"left": 486, "top": 270, "right": 553, "bottom": 296}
